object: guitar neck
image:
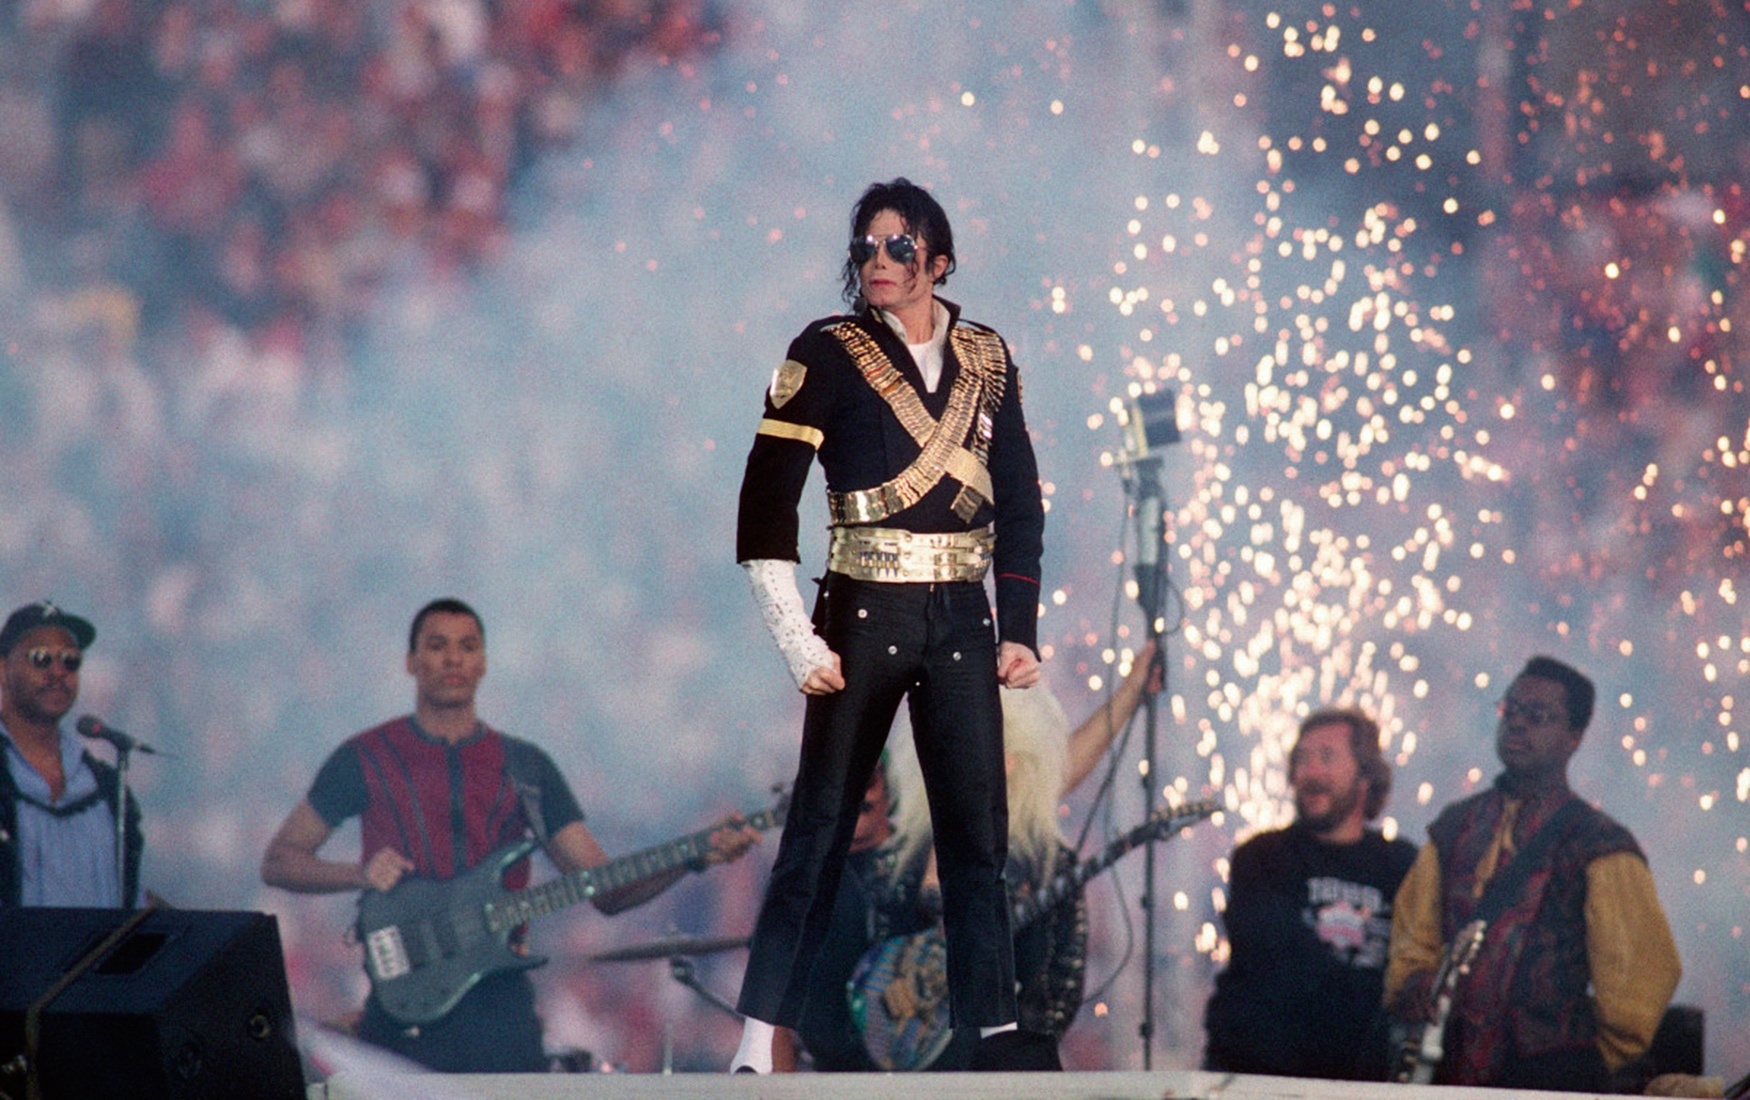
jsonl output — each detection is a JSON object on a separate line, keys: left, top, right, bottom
{"left": 1011, "top": 801, "right": 1215, "bottom": 931}
{"left": 486, "top": 805, "right": 782, "bottom": 933}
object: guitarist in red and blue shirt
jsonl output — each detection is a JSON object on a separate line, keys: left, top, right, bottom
{"left": 262, "top": 598, "right": 760, "bottom": 1072}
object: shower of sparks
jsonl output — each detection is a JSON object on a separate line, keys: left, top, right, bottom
{"left": 1087, "top": 0, "right": 1750, "bottom": 972}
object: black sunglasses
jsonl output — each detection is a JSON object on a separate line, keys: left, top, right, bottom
{"left": 850, "top": 233, "right": 918, "bottom": 267}
{"left": 25, "top": 647, "right": 82, "bottom": 672}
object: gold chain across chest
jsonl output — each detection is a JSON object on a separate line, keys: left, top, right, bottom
{"left": 824, "top": 321, "right": 1008, "bottom": 525}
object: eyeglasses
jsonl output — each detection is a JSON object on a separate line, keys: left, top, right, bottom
{"left": 24, "top": 647, "right": 82, "bottom": 673}
{"left": 850, "top": 233, "right": 918, "bottom": 267}
{"left": 1497, "top": 697, "right": 1564, "bottom": 726}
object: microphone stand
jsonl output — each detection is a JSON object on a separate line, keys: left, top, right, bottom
{"left": 1123, "top": 454, "right": 1171, "bottom": 1069}
{"left": 112, "top": 742, "right": 132, "bottom": 909}
{"left": 78, "top": 718, "right": 163, "bottom": 910}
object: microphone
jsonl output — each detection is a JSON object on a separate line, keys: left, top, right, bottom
{"left": 1115, "top": 388, "right": 1179, "bottom": 623}
{"left": 76, "top": 715, "right": 159, "bottom": 756}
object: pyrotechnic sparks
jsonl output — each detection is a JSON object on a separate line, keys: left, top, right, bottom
{"left": 1099, "top": 9, "right": 1494, "bottom": 847}
{"left": 1086, "top": 0, "right": 1750, "bottom": 981}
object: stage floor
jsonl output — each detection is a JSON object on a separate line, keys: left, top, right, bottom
{"left": 314, "top": 1069, "right": 1600, "bottom": 1100}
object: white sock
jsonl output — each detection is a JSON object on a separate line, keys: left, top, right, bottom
{"left": 731, "top": 1018, "right": 776, "bottom": 1074}
{"left": 978, "top": 1022, "right": 1018, "bottom": 1039}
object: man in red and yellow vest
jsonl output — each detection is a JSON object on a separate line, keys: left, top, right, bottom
{"left": 1385, "top": 656, "right": 1680, "bottom": 1090}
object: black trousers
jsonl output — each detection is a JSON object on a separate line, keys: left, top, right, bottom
{"left": 737, "top": 574, "right": 1018, "bottom": 1029}
{"left": 358, "top": 970, "right": 546, "bottom": 1072}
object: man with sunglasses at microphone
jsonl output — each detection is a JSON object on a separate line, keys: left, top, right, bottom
{"left": 0, "top": 600, "right": 142, "bottom": 908}
{"left": 732, "top": 178, "right": 1048, "bottom": 1072}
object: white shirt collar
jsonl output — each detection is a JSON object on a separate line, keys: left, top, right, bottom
{"left": 876, "top": 298, "right": 951, "bottom": 347}
{"left": 876, "top": 299, "right": 951, "bottom": 393}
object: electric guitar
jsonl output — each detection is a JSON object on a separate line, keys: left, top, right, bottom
{"left": 847, "top": 799, "right": 1218, "bottom": 1071}
{"left": 1394, "top": 918, "right": 1487, "bottom": 1084}
{"left": 357, "top": 796, "right": 786, "bottom": 1025}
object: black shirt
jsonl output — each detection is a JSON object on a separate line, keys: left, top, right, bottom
{"left": 1204, "top": 823, "right": 1417, "bottom": 1080}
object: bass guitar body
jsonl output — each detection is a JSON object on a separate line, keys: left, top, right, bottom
{"left": 353, "top": 794, "right": 788, "bottom": 1026}
{"left": 356, "top": 840, "right": 544, "bottom": 1026}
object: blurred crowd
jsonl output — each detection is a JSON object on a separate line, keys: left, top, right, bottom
{"left": 0, "top": 0, "right": 723, "bottom": 370}
{"left": 1487, "top": 183, "right": 1750, "bottom": 596}
{"left": 1475, "top": 0, "right": 1750, "bottom": 595}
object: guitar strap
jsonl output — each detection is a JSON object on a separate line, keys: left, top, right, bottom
{"left": 502, "top": 740, "right": 550, "bottom": 848}
{"left": 1470, "top": 796, "right": 1584, "bottom": 925}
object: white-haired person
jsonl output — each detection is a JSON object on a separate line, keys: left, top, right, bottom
{"left": 774, "top": 642, "right": 1159, "bottom": 1072}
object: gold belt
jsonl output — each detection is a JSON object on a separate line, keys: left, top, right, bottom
{"left": 827, "top": 526, "right": 994, "bottom": 584}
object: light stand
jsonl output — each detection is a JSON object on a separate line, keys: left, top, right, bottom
{"left": 1116, "top": 389, "right": 1180, "bottom": 1070}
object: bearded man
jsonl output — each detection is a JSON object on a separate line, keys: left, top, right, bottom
{"left": 1202, "top": 707, "right": 1416, "bottom": 1080}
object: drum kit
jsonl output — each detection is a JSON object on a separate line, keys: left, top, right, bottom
{"left": 588, "top": 931, "right": 752, "bottom": 1072}
{"left": 588, "top": 933, "right": 750, "bottom": 964}
{"left": 588, "top": 931, "right": 750, "bottom": 1022}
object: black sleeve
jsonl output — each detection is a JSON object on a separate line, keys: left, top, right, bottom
{"left": 736, "top": 331, "right": 837, "bottom": 563}
{"left": 1218, "top": 837, "right": 1285, "bottom": 960}
{"left": 306, "top": 742, "right": 369, "bottom": 827}
{"left": 1204, "top": 835, "right": 1313, "bottom": 1074}
{"left": 988, "top": 351, "right": 1044, "bottom": 653}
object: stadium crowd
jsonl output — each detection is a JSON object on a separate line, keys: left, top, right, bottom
{"left": 1, "top": 0, "right": 723, "bottom": 369}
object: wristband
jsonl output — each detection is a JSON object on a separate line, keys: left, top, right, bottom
{"left": 744, "top": 559, "right": 834, "bottom": 688}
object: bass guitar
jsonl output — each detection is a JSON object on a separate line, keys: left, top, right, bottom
{"left": 358, "top": 796, "right": 786, "bottom": 1025}
{"left": 848, "top": 798, "right": 1218, "bottom": 1071}
{"left": 1394, "top": 918, "right": 1486, "bottom": 1084}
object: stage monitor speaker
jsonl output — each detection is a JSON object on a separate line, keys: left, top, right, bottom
{"left": 1650, "top": 1003, "right": 1704, "bottom": 1077}
{"left": 0, "top": 907, "right": 304, "bottom": 1100}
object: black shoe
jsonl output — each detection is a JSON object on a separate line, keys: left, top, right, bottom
{"left": 970, "top": 1029, "right": 1062, "bottom": 1072}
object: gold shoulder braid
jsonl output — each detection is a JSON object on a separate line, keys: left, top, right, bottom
{"left": 825, "top": 321, "right": 1002, "bottom": 525}
{"left": 946, "top": 326, "right": 1008, "bottom": 521}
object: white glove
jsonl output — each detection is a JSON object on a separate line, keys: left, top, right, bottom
{"left": 744, "top": 559, "right": 835, "bottom": 689}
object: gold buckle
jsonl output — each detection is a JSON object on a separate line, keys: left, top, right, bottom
{"left": 826, "top": 527, "right": 993, "bottom": 583}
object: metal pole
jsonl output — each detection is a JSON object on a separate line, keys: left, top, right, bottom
{"left": 1128, "top": 459, "right": 1170, "bottom": 1069}
{"left": 113, "top": 746, "right": 131, "bottom": 908}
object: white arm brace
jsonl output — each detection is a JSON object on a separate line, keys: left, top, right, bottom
{"left": 743, "top": 559, "right": 835, "bottom": 689}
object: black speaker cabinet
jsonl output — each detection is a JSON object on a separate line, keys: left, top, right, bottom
{"left": 1650, "top": 1003, "right": 1705, "bottom": 1077}
{"left": 0, "top": 907, "right": 304, "bottom": 1100}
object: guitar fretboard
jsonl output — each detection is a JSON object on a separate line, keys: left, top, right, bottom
{"left": 483, "top": 807, "right": 782, "bottom": 934}
{"left": 1011, "top": 801, "right": 1216, "bottom": 930}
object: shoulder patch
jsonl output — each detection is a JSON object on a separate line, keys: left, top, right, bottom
{"left": 770, "top": 359, "right": 807, "bottom": 407}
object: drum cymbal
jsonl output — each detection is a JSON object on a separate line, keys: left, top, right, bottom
{"left": 589, "top": 933, "right": 751, "bottom": 962}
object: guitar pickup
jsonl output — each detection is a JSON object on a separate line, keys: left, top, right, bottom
{"left": 366, "top": 926, "right": 412, "bottom": 980}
